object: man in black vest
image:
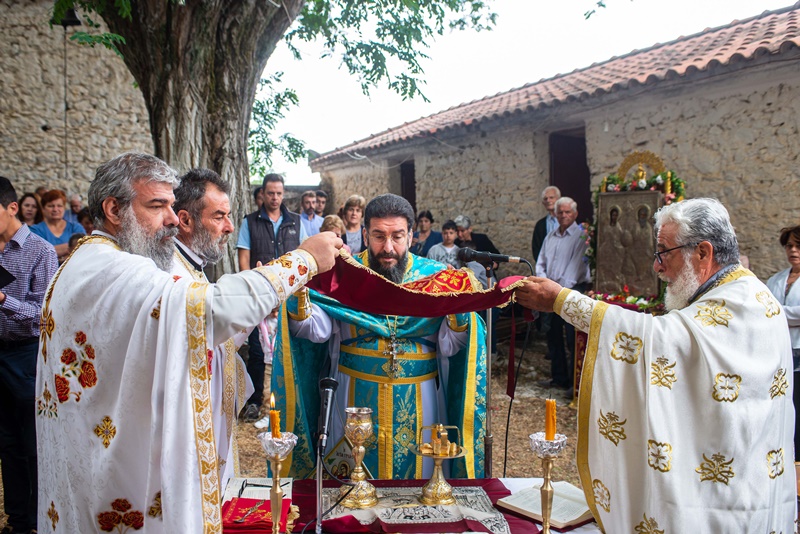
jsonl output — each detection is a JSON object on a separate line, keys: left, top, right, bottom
{"left": 236, "top": 174, "right": 307, "bottom": 421}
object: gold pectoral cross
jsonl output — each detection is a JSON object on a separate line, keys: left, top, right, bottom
{"left": 382, "top": 334, "right": 406, "bottom": 379}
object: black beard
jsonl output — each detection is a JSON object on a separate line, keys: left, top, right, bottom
{"left": 368, "top": 249, "right": 408, "bottom": 284}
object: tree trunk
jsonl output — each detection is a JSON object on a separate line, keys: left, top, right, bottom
{"left": 101, "top": 0, "right": 305, "bottom": 275}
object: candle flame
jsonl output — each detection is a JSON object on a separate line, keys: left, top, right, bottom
{"left": 270, "top": 392, "right": 276, "bottom": 410}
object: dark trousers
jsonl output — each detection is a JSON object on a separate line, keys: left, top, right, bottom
{"left": 0, "top": 339, "right": 39, "bottom": 531}
{"left": 546, "top": 313, "right": 574, "bottom": 388}
{"left": 245, "top": 328, "right": 266, "bottom": 408}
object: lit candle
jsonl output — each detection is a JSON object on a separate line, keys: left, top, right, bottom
{"left": 269, "top": 392, "right": 281, "bottom": 439}
{"left": 545, "top": 398, "right": 556, "bottom": 441}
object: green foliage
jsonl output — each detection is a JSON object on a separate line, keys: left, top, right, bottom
{"left": 51, "top": 0, "right": 129, "bottom": 56}
{"left": 286, "top": 0, "right": 497, "bottom": 100}
{"left": 248, "top": 74, "right": 306, "bottom": 178}
{"left": 584, "top": 1, "right": 607, "bottom": 20}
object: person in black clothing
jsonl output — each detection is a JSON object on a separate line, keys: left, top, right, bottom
{"left": 236, "top": 174, "right": 306, "bottom": 421}
{"left": 453, "top": 214, "right": 500, "bottom": 255}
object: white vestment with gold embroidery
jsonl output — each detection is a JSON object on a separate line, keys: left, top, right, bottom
{"left": 36, "top": 236, "right": 315, "bottom": 533}
{"left": 171, "top": 250, "right": 255, "bottom": 492}
{"left": 556, "top": 268, "right": 795, "bottom": 533}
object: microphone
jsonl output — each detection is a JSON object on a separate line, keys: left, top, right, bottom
{"left": 456, "top": 247, "right": 522, "bottom": 265}
{"left": 317, "top": 377, "right": 338, "bottom": 453}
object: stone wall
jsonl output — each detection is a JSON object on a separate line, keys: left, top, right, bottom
{"left": 584, "top": 62, "right": 800, "bottom": 280}
{"left": 318, "top": 60, "right": 800, "bottom": 280}
{"left": 1, "top": 0, "right": 152, "bottom": 197}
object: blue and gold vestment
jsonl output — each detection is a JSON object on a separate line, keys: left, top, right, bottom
{"left": 270, "top": 251, "right": 488, "bottom": 480}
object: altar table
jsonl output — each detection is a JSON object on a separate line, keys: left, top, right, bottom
{"left": 224, "top": 477, "right": 602, "bottom": 533}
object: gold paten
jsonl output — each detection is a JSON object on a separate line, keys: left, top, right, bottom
{"left": 340, "top": 407, "right": 379, "bottom": 509}
{"left": 412, "top": 424, "right": 465, "bottom": 506}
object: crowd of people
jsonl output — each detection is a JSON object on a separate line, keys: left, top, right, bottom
{"left": 0, "top": 159, "right": 797, "bottom": 533}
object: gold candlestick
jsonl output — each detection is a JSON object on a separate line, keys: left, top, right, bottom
{"left": 257, "top": 431, "right": 298, "bottom": 534}
{"left": 340, "top": 407, "right": 378, "bottom": 508}
{"left": 530, "top": 432, "right": 567, "bottom": 534}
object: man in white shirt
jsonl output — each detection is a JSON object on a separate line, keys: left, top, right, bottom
{"left": 535, "top": 196, "right": 590, "bottom": 389}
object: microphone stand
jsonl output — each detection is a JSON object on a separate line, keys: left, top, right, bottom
{"left": 316, "top": 377, "right": 337, "bottom": 534}
{"left": 484, "top": 263, "right": 495, "bottom": 478}
{"left": 316, "top": 445, "right": 324, "bottom": 534}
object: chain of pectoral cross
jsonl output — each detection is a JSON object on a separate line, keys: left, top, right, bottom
{"left": 383, "top": 316, "right": 405, "bottom": 378}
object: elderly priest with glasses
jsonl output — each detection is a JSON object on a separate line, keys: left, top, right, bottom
{"left": 515, "top": 198, "right": 795, "bottom": 533}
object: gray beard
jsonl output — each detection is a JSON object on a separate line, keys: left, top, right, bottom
{"left": 189, "top": 223, "right": 228, "bottom": 264}
{"left": 660, "top": 261, "right": 702, "bottom": 311}
{"left": 116, "top": 207, "right": 178, "bottom": 272}
{"left": 368, "top": 249, "right": 409, "bottom": 284}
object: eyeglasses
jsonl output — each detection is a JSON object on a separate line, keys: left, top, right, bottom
{"left": 369, "top": 233, "right": 408, "bottom": 245}
{"left": 653, "top": 243, "right": 697, "bottom": 264}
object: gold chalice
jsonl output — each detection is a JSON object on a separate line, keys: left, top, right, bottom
{"left": 340, "top": 407, "right": 378, "bottom": 508}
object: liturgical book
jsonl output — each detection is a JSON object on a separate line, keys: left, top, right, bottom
{"left": 496, "top": 481, "right": 594, "bottom": 530}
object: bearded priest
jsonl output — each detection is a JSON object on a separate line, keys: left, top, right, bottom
{"left": 36, "top": 153, "right": 342, "bottom": 533}
{"left": 272, "top": 194, "right": 489, "bottom": 481}
{"left": 516, "top": 198, "right": 795, "bottom": 533}
{"left": 170, "top": 168, "right": 256, "bottom": 492}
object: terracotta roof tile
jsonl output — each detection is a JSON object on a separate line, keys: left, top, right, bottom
{"left": 312, "top": 3, "right": 800, "bottom": 167}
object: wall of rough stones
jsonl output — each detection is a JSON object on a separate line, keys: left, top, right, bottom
{"left": 319, "top": 61, "right": 800, "bottom": 280}
{"left": 1, "top": 0, "right": 152, "bottom": 198}
{"left": 584, "top": 62, "right": 800, "bottom": 281}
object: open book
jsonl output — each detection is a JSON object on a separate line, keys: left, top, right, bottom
{"left": 496, "top": 480, "right": 594, "bottom": 530}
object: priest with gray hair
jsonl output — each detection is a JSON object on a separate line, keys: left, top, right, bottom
{"left": 516, "top": 197, "right": 795, "bottom": 532}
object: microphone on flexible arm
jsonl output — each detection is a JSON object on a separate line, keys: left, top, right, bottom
{"left": 456, "top": 247, "right": 523, "bottom": 265}
{"left": 317, "top": 377, "right": 338, "bottom": 453}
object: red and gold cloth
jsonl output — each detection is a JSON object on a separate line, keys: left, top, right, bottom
{"left": 306, "top": 250, "right": 525, "bottom": 317}
{"left": 221, "top": 497, "right": 291, "bottom": 533}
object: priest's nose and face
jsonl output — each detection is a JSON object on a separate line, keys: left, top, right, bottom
{"left": 115, "top": 179, "right": 179, "bottom": 271}
{"left": 190, "top": 184, "right": 234, "bottom": 264}
{"left": 365, "top": 215, "right": 411, "bottom": 284}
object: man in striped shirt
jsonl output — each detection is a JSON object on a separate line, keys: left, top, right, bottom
{"left": 0, "top": 176, "right": 58, "bottom": 534}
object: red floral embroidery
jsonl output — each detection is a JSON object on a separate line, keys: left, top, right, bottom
{"left": 61, "top": 348, "right": 77, "bottom": 365}
{"left": 78, "top": 361, "right": 98, "bottom": 389}
{"left": 111, "top": 498, "right": 132, "bottom": 512}
{"left": 122, "top": 511, "right": 144, "bottom": 529}
{"left": 85, "top": 345, "right": 96, "bottom": 359}
{"left": 97, "top": 511, "right": 121, "bottom": 531}
{"left": 207, "top": 349, "right": 214, "bottom": 376}
{"left": 173, "top": 275, "right": 181, "bottom": 282}
{"left": 298, "top": 264, "right": 308, "bottom": 276}
{"left": 75, "top": 331, "right": 87, "bottom": 345}
{"left": 98, "top": 499, "right": 144, "bottom": 532}
{"left": 288, "top": 274, "right": 296, "bottom": 286}
{"left": 54, "top": 374, "right": 70, "bottom": 403}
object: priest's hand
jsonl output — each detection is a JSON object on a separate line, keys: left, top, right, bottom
{"left": 299, "top": 231, "right": 343, "bottom": 273}
{"left": 515, "top": 277, "right": 563, "bottom": 312}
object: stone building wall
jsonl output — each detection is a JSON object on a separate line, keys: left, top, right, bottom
{"left": 584, "top": 62, "right": 800, "bottom": 280}
{"left": 1, "top": 0, "right": 152, "bottom": 197}
{"left": 319, "top": 162, "right": 391, "bottom": 214}
{"left": 318, "top": 61, "right": 800, "bottom": 280}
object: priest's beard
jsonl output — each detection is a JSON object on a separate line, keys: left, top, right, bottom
{"left": 660, "top": 260, "right": 702, "bottom": 311}
{"left": 117, "top": 207, "right": 178, "bottom": 272}
{"left": 190, "top": 223, "right": 228, "bottom": 264}
{"left": 368, "top": 249, "right": 409, "bottom": 284}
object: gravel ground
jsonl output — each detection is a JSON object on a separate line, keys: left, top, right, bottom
{"left": 0, "top": 329, "right": 579, "bottom": 530}
{"left": 236, "top": 332, "right": 581, "bottom": 486}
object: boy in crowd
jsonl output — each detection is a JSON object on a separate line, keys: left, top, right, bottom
{"left": 427, "top": 220, "right": 461, "bottom": 268}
